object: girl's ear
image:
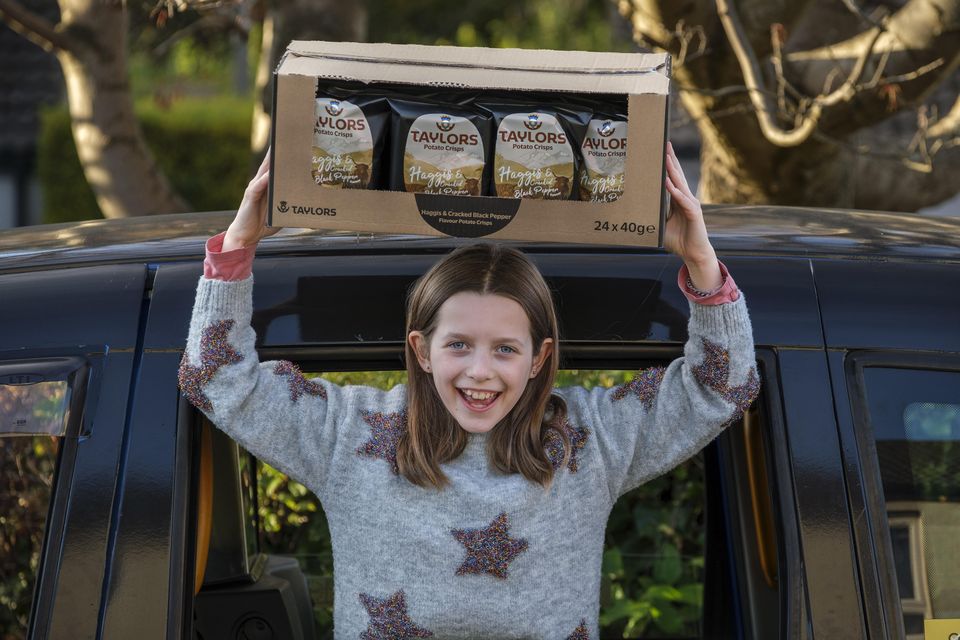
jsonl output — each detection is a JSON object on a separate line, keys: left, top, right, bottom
{"left": 530, "top": 337, "right": 554, "bottom": 378}
{"left": 407, "top": 331, "right": 432, "bottom": 373}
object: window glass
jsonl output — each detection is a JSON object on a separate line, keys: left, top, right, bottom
{"left": 0, "top": 380, "right": 67, "bottom": 637}
{"left": 862, "top": 367, "right": 960, "bottom": 638}
{"left": 1, "top": 380, "right": 69, "bottom": 436}
{"left": 243, "top": 369, "right": 711, "bottom": 639}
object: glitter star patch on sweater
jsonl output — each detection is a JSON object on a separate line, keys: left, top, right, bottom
{"left": 543, "top": 415, "right": 590, "bottom": 473}
{"left": 611, "top": 366, "right": 667, "bottom": 410}
{"left": 358, "top": 590, "right": 433, "bottom": 639}
{"left": 357, "top": 409, "right": 408, "bottom": 475}
{"left": 177, "top": 319, "right": 243, "bottom": 412}
{"left": 451, "top": 512, "right": 528, "bottom": 580}
{"left": 692, "top": 338, "right": 761, "bottom": 422}
{"left": 566, "top": 619, "right": 590, "bottom": 639}
{"left": 273, "top": 360, "right": 327, "bottom": 402}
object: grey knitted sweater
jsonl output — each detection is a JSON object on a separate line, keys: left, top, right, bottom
{"left": 178, "top": 273, "right": 759, "bottom": 639}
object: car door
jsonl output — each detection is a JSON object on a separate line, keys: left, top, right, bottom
{"left": 0, "top": 263, "right": 147, "bottom": 639}
{"left": 817, "top": 257, "right": 960, "bottom": 640}
{"left": 706, "top": 255, "right": 866, "bottom": 639}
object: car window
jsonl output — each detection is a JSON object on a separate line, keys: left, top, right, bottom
{"left": 229, "top": 367, "right": 727, "bottom": 639}
{"left": 861, "top": 367, "right": 960, "bottom": 639}
{"left": 0, "top": 370, "right": 70, "bottom": 638}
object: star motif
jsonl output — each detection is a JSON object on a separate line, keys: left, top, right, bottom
{"left": 357, "top": 410, "right": 408, "bottom": 474}
{"left": 692, "top": 338, "right": 761, "bottom": 423}
{"left": 543, "top": 414, "right": 590, "bottom": 473}
{"left": 611, "top": 366, "right": 667, "bottom": 409}
{"left": 273, "top": 360, "right": 326, "bottom": 402}
{"left": 451, "top": 512, "right": 529, "bottom": 580}
{"left": 358, "top": 590, "right": 433, "bottom": 639}
{"left": 566, "top": 619, "right": 591, "bottom": 640}
{"left": 177, "top": 319, "right": 243, "bottom": 412}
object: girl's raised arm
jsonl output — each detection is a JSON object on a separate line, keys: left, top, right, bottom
{"left": 177, "top": 151, "right": 394, "bottom": 500}
{"left": 558, "top": 143, "right": 760, "bottom": 501}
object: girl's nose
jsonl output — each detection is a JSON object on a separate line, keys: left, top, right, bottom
{"left": 466, "top": 354, "right": 494, "bottom": 380}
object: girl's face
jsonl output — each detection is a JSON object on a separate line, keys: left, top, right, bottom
{"left": 408, "top": 292, "right": 553, "bottom": 434}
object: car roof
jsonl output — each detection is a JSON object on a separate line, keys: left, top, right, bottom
{"left": 1, "top": 205, "right": 959, "bottom": 272}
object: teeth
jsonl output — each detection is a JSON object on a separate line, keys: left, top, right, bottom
{"left": 463, "top": 390, "right": 497, "bottom": 401}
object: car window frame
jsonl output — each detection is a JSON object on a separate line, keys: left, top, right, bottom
{"left": 175, "top": 341, "right": 797, "bottom": 639}
{"left": 0, "top": 349, "right": 101, "bottom": 639}
{"left": 844, "top": 351, "right": 960, "bottom": 640}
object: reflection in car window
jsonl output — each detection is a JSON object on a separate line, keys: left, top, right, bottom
{"left": 863, "top": 368, "right": 960, "bottom": 639}
{"left": 1, "top": 381, "right": 67, "bottom": 637}
{"left": 242, "top": 368, "right": 712, "bottom": 638}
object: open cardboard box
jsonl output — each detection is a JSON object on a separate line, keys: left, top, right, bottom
{"left": 269, "top": 41, "right": 671, "bottom": 247}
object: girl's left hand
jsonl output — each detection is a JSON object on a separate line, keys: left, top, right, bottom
{"left": 662, "top": 141, "right": 716, "bottom": 266}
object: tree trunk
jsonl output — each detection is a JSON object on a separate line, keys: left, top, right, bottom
{"left": 56, "top": 0, "right": 188, "bottom": 217}
{"left": 0, "top": 0, "right": 189, "bottom": 217}
{"left": 251, "top": 0, "right": 368, "bottom": 157}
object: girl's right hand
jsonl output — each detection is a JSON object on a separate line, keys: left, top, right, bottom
{"left": 223, "top": 150, "right": 279, "bottom": 251}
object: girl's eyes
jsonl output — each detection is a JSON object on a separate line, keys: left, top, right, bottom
{"left": 445, "top": 342, "right": 518, "bottom": 354}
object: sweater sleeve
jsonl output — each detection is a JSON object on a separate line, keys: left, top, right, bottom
{"left": 204, "top": 231, "right": 256, "bottom": 281}
{"left": 177, "top": 274, "right": 345, "bottom": 497}
{"left": 558, "top": 293, "right": 760, "bottom": 502}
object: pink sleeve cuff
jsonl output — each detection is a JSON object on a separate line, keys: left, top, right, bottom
{"left": 204, "top": 231, "right": 256, "bottom": 281}
{"left": 678, "top": 260, "right": 741, "bottom": 305}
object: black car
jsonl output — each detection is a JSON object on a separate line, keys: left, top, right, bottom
{"left": 1, "top": 206, "right": 958, "bottom": 640}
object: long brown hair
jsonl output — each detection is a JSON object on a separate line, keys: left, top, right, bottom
{"left": 399, "top": 243, "right": 570, "bottom": 489}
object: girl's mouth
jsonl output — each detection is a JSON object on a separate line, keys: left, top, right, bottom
{"left": 458, "top": 388, "right": 501, "bottom": 412}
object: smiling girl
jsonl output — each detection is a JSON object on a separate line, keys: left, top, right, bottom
{"left": 178, "top": 142, "right": 759, "bottom": 638}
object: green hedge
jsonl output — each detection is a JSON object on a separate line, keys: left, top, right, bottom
{"left": 38, "top": 96, "right": 253, "bottom": 224}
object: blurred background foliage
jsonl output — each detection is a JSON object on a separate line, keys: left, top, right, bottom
{"left": 39, "top": 96, "right": 252, "bottom": 224}
{"left": 251, "top": 369, "right": 706, "bottom": 638}
{"left": 37, "top": 0, "right": 631, "bottom": 223}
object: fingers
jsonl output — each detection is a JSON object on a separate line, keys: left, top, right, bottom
{"left": 665, "top": 173, "right": 693, "bottom": 211}
{"left": 248, "top": 170, "right": 270, "bottom": 195}
{"left": 665, "top": 141, "right": 692, "bottom": 196}
{"left": 253, "top": 149, "right": 271, "bottom": 181}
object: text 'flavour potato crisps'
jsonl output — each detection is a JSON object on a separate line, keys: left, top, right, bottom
{"left": 388, "top": 99, "right": 492, "bottom": 196}
{"left": 312, "top": 91, "right": 389, "bottom": 189}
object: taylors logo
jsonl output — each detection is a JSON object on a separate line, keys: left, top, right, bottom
{"left": 278, "top": 200, "right": 336, "bottom": 216}
{"left": 325, "top": 100, "right": 344, "bottom": 116}
{"left": 597, "top": 121, "right": 615, "bottom": 137}
{"left": 523, "top": 113, "right": 542, "bottom": 130}
{"left": 436, "top": 115, "right": 455, "bottom": 132}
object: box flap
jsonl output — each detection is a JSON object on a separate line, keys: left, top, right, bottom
{"left": 278, "top": 41, "right": 670, "bottom": 95}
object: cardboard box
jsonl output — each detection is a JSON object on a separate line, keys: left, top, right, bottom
{"left": 269, "top": 41, "right": 671, "bottom": 247}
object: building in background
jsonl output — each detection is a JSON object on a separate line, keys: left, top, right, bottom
{"left": 0, "top": 0, "right": 63, "bottom": 229}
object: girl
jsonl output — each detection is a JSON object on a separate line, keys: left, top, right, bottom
{"left": 178, "top": 141, "right": 759, "bottom": 639}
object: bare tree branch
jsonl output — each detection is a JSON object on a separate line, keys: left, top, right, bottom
{"left": 715, "top": 0, "right": 882, "bottom": 146}
{"left": 617, "top": 0, "right": 674, "bottom": 50}
{"left": 852, "top": 131, "right": 960, "bottom": 210}
{"left": 928, "top": 95, "right": 960, "bottom": 138}
{"left": 715, "top": 0, "right": 960, "bottom": 147}
{"left": 784, "top": 0, "right": 960, "bottom": 130}
{"left": 0, "top": 0, "right": 76, "bottom": 53}
{"left": 839, "top": 0, "right": 890, "bottom": 31}
{"left": 152, "top": 11, "right": 250, "bottom": 56}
